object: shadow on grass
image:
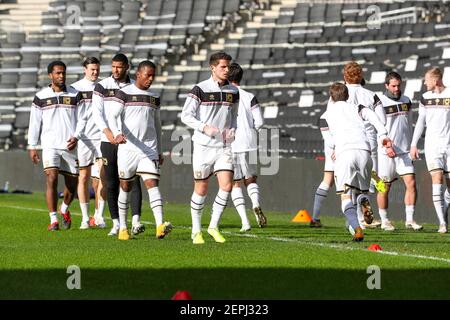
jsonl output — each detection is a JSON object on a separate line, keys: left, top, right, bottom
{"left": 1, "top": 268, "right": 450, "bottom": 300}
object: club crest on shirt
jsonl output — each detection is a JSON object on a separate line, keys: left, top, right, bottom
{"left": 82, "top": 93, "right": 88, "bottom": 99}
{"left": 132, "top": 95, "right": 137, "bottom": 101}
{"left": 109, "top": 90, "right": 115, "bottom": 96}
{"left": 209, "top": 94, "right": 215, "bottom": 101}
{"left": 444, "top": 98, "right": 450, "bottom": 106}
{"left": 47, "top": 99, "right": 52, "bottom": 105}
{"left": 63, "top": 97, "right": 71, "bottom": 105}
{"left": 226, "top": 93, "right": 233, "bottom": 103}
{"left": 400, "top": 104, "right": 409, "bottom": 111}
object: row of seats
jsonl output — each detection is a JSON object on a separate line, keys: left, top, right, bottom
{"left": 0, "top": 0, "right": 444, "bottom": 157}
{"left": 160, "top": 0, "right": 444, "bottom": 157}
{"left": 0, "top": 0, "right": 262, "bottom": 151}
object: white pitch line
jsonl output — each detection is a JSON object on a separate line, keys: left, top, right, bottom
{"left": 3, "top": 204, "right": 450, "bottom": 265}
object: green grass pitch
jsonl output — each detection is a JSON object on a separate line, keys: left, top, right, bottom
{"left": 1, "top": 192, "right": 450, "bottom": 299}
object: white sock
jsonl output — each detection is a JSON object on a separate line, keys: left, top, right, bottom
{"left": 49, "top": 212, "right": 58, "bottom": 224}
{"left": 432, "top": 184, "right": 446, "bottom": 225}
{"left": 112, "top": 218, "right": 119, "bottom": 229}
{"left": 60, "top": 202, "right": 69, "bottom": 214}
{"left": 94, "top": 208, "right": 98, "bottom": 218}
{"left": 378, "top": 208, "right": 388, "bottom": 224}
{"left": 191, "top": 192, "right": 206, "bottom": 235}
{"left": 118, "top": 189, "right": 130, "bottom": 229}
{"left": 209, "top": 189, "right": 229, "bottom": 229}
{"left": 405, "top": 205, "right": 415, "bottom": 222}
{"left": 444, "top": 188, "right": 450, "bottom": 213}
{"left": 312, "top": 182, "right": 330, "bottom": 221}
{"left": 148, "top": 186, "right": 164, "bottom": 226}
{"left": 132, "top": 214, "right": 140, "bottom": 227}
{"left": 247, "top": 183, "right": 260, "bottom": 208}
{"left": 231, "top": 187, "right": 250, "bottom": 228}
{"left": 80, "top": 202, "right": 89, "bottom": 223}
{"left": 341, "top": 198, "right": 352, "bottom": 214}
{"left": 341, "top": 198, "right": 360, "bottom": 230}
{"left": 97, "top": 200, "right": 106, "bottom": 219}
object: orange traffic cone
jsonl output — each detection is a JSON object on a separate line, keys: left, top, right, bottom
{"left": 368, "top": 244, "right": 382, "bottom": 251}
{"left": 292, "top": 210, "right": 312, "bottom": 223}
{"left": 171, "top": 290, "right": 192, "bottom": 300}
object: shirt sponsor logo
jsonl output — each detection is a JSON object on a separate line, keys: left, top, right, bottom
{"left": 423, "top": 98, "right": 450, "bottom": 106}
{"left": 63, "top": 97, "right": 72, "bottom": 105}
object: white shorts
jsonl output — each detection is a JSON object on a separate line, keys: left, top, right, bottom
{"left": 77, "top": 139, "right": 102, "bottom": 178}
{"left": 425, "top": 146, "right": 450, "bottom": 173}
{"left": 233, "top": 151, "right": 258, "bottom": 180}
{"left": 193, "top": 144, "right": 233, "bottom": 180}
{"left": 117, "top": 149, "right": 160, "bottom": 181}
{"left": 42, "top": 148, "right": 78, "bottom": 176}
{"left": 335, "top": 149, "right": 371, "bottom": 193}
{"left": 324, "top": 144, "right": 335, "bottom": 172}
{"left": 377, "top": 152, "right": 414, "bottom": 183}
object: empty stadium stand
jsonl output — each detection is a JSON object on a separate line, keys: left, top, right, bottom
{"left": 0, "top": 0, "right": 449, "bottom": 157}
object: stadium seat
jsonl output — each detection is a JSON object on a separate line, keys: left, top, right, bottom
{"left": 0, "top": 0, "right": 447, "bottom": 158}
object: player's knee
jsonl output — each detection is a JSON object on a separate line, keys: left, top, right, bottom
{"left": 244, "top": 176, "right": 257, "bottom": 185}
{"left": 218, "top": 177, "right": 233, "bottom": 192}
{"left": 46, "top": 172, "right": 58, "bottom": 186}
{"left": 404, "top": 179, "right": 415, "bottom": 191}
{"left": 143, "top": 178, "right": 158, "bottom": 189}
{"left": 194, "top": 181, "right": 208, "bottom": 196}
{"left": 65, "top": 177, "right": 78, "bottom": 193}
{"left": 430, "top": 171, "right": 444, "bottom": 184}
{"left": 78, "top": 170, "right": 90, "bottom": 184}
{"left": 323, "top": 172, "right": 334, "bottom": 185}
{"left": 120, "top": 181, "right": 132, "bottom": 192}
{"left": 221, "top": 184, "right": 232, "bottom": 193}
